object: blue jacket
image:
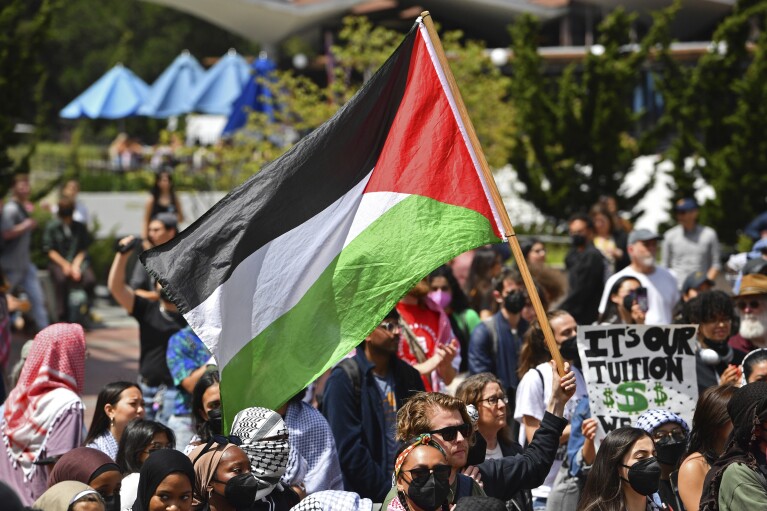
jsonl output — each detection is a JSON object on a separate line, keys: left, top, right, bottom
{"left": 321, "top": 349, "right": 424, "bottom": 502}
{"left": 468, "top": 311, "right": 528, "bottom": 392}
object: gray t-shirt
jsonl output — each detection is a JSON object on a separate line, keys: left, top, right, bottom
{"left": 0, "top": 200, "right": 31, "bottom": 275}
{"left": 661, "top": 224, "right": 721, "bottom": 288}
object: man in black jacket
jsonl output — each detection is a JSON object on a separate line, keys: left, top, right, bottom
{"left": 322, "top": 309, "right": 425, "bottom": 502}
{"left": 560, "top": 213, "right": 607, "bottom": 325}
{"left": 381, "top": 361, "right": 576, "bottom": 507}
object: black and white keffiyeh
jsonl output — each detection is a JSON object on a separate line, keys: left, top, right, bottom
{"left": 289, "top": 490, "right": 373, "bottom": 511}
{"left": 230, "top": 407, "right": 290, "bottom": 500}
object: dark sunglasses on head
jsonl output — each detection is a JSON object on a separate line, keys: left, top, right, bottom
{"left": 192, "top": 434, "right": 243, "bottom": 465}
{"left": 428, "top": 423, "right": 472, "bottom": 442}
{"left": 403, "top": 464, "right": 451, "bottom": 484}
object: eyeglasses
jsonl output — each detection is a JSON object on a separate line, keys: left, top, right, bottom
{"left": 478, "top": 394, "right": 508, "bottom": 407}
{"left": 652, "top": 428, "right": 686, "bottom": 443}
{"left": 141, "top": 442, "right": 173, "bottom": 455}
{"left": 428, "top": 423, "right": 472, "bottom": 442}
{"left": 737, "top": 300, "right": 763, "bottom": 311}
{"left": 378, "top": 322, "right": 401, "bottom": 334}
{"left": 191, "top": 434, "right": 243, "bottom": 465}
{"left": 403, "top": 464, "right": 451, "bottom": 484}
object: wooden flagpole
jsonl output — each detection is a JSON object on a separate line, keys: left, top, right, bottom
{"left": 420, "top": 11, "right": 565, "bottom": 376}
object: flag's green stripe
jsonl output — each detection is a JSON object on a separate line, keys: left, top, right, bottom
{"left": 219, "top": 194, "right": 500, "bottom": 429}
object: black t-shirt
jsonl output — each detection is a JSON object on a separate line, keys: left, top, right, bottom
{"left": 131, "top": 295, "right": 187, "bottom": 386}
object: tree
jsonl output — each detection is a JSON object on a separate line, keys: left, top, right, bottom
{"left": 655, "top": 0, "right": 767, "bottom": 243}
{"left": 506, "top": 7, "right": 677, "bottom": 222}
{"left": 217, "top": 16, "right": 515, "bottom": 187}
{"left": 0, "top": 0, "right": 57, "bottom": 194}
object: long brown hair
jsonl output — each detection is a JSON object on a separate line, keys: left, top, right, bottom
{"left": 578, "top": 427, "right": 653, "bottom": 511}
{"left": 517, "top": 310, "right": 570, "bottom": 379}
{"left": 455, "top": 373, "right": 514, "bottom": 445}
{"left": 682, "top": 384, "right": 737, "bottom": 466}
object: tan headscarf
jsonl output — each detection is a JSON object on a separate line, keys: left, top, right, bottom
{"left": 188, "top": 441, "right": 238, "bottom": 508}
{"left": 34, "top": 481, "right": 100, "bottom": 511}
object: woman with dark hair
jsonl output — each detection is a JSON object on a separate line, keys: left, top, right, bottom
{"left": 577, "top": 427, "right": 663, "bottom": 511}
{"left": 142, "top": 170, "right": 184, "bottom": 241}
{"left": 683, "top": 291, "right": 742, "bottom": 393}
{"left": 117, "top": 419, "right": 176, "bottom": 510}
{"left": 429, "top": 265, "right": 480, "bottom": 372}
{"left": 700, "top": 381, "right": 767, "bottom": 510}
{"left": 85, "top": 381, "right": 145, "bottom": 460}
{"left": 133, "top": 449, "right": 194, "bottom": 511}
{"left": 590, "top": 204, "right": 629, "bottom": 275}
{"left": 47, "top": 447, "right": 122, "bottom": 511}
{"left": 465, "top": 248, "right": 502, "bottom": 319}
{"left": 598, "top": 276, "right": 646, "bottom": 325}
{"left": 741, "top": 348, "right": 767, "bottom": 384}
{"left": 187, "top": 370, "right": 221, "bottom": 454}
{"left": 521, "top": 238, "right": 547, "bottom": 267}
{"left": 677, "top": 384, "right": 737, "bottom": 511}
{"left": 514, "top": 311, "right": 587, "bottom": 504}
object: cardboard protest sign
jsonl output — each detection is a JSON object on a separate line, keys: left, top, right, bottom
{"left": 577, "top": 324, "right": 699, "bottom": 442}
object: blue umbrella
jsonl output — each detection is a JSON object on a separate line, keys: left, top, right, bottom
{"left": 60, "top": 63, "right": 149, "bottom": 119}
{"left": 139, "top": 50, "right": 204, "bottom": 118}
{"left": 222, "top": 55, "right": 276, "bottom": 135}
{"left": 187, "top": 49, "right": 250, "bottom": 115}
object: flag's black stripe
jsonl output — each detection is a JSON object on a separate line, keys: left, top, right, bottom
{"left": 142, "top": 26, "right": 418, "bottom": 314}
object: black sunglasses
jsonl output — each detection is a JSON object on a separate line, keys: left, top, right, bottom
{"left": 191, "top": 434, "right": 243, "bottom": 465}
{"left": 428, "top": 423, "right": 472, "bottom": 442}
{"left": 403, "top": 464, "right": 451, "bottom": 484}
{"left": 737, "top": 300, "right": 762, "bottom": 311}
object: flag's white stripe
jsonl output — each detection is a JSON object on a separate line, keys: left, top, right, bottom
{"left": 417, "top": 21, "right": 506, "bottom": 240}
{"left": 186, "top": 171, "right": 410, "bottom": 368}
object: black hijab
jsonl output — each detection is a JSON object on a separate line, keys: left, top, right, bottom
{"left": 700, "top": 381, "right": 767, "bottom": 511}
{"left": 133, "top": 449, "right": 195, "bottom": 511}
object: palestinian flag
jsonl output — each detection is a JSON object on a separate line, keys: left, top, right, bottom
{"left": 142, "top": 16, "right": 506, "bottom": 427}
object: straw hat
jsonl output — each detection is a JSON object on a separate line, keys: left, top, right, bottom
{"left": 736, "top": 274, "right": 767, "bottom": 297}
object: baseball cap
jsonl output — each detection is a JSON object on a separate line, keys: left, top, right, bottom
{"left": 674, "top": 198, "right": 699, "bottom": 212}
{"left": 628, "top": 228, "right": 661, "bottom": 245}
{"left": 682, "top": 271, "right": 713, "bottom": 294}
{"left": 748, "top": 238, "right": 767, "bottom": 259}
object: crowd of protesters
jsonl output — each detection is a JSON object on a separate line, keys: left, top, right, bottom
{"left": 1, "top": 184, "right": 767, "bottom": 511}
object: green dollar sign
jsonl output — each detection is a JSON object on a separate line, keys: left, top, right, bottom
{"left": 654, "top": 382, "right": 668, "bottom": 407}
{"left": 616, "top": 382, "right": 648, "bottom": 413}
{"left": 603, "top": 388, "right": 615, "bottom": 408}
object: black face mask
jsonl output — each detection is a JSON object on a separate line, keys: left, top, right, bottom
{"left": 503, "top": 291, "right": 526, "bottom": 315}
{"left": 571, "top": 234, "right": 587, "bottom": 247}
{"left": 622, "top": 457, "right": 661, "bottom": 496}
{"left": 405, "top": 472, "right": 451, "bottom": 511}
{"left": 102, "top": 495, "right": 120, "bottom": 511}
{"left": 559, "top": 336, "right": 579, "bottom": 361}
{"left": 217, "top": 473, "right": 259, "bottom": 510}
{"left": 207, "top": 407, "right": 223, "bottom": 435}
{"left": 655, "top": 439, "right": 687, "bottom": 466}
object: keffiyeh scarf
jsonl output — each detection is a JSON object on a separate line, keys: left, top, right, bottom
{"left": 230, "top": 407, "right": 290, "bottom": 500}
{"left": 2, "top": 324, "right": 86, "bottom": 479}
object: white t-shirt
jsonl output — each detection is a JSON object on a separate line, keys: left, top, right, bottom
{"left": 120, "top": 472, "right": 140, "bottom": 511}
{"left": 514, "top": 362, "right": 589, "bottom": 499}
{"left": 598, "top": 265, "right": 680, "bottom": 325}
{"left": 485, "top": 442, "right": 503, "bottom": 460}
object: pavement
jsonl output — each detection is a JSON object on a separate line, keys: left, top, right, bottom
{"left": 7, "top": 297, "right": 140, "bottom": 427}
